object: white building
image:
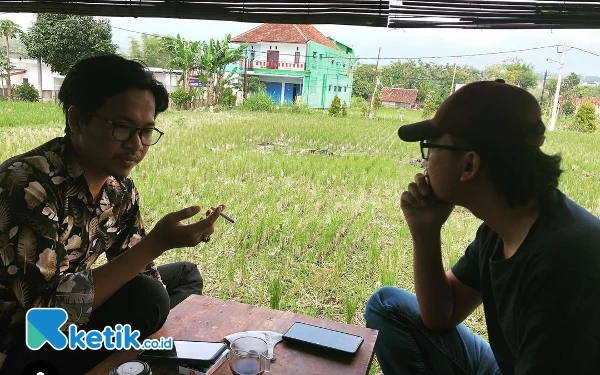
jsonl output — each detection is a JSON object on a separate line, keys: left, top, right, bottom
{"left": 3, "top": 58, "right": 183, "bottom": 102}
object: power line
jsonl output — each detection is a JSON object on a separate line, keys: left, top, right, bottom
{"left": 570, "top": 46, "right": 600, "bottom": 58}
{"left": 356, "top": 45, "right": 561, "bottom": 60}
{"left": 114, "top": 25, "right": 160, "bottom": 37}
{"left": 124, "top": 45, "right": 561, "bottom": 64}
{"left": 116, "top": 25, "right": 562, "bottom": 61}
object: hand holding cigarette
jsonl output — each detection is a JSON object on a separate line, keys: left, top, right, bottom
{"left": 211, "top": 207, "right": 235, "bottom": 223}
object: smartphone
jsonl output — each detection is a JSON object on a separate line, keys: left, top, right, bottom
{"left": 282, "top": 322, "right": 364, "bottom": 355}
{"left": 138, "top": 340, "right": 227, "bottom": 367}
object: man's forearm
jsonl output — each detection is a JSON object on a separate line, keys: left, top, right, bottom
{"left": 91, "top": 239, "right": 162, "bottom": 310}
{"left": 412, "top": 230, "right": 454, "bottom": 331}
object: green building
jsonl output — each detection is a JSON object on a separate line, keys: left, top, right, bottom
{"left": 232, "top": 24, "right": 356, "bottom": 109}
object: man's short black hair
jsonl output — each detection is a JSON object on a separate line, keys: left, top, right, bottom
{"left": 58, "top": 54, "right": 169, "bottom": 134}
{"left": 465, "top": 122, "right": 563, "bottom": 208}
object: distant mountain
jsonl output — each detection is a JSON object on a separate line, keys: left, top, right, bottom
{"left": 536, "top": 72, "right": 600, "bottom": 84}
{"left": 582, "top": 75, "right": 600, "bottom": 83}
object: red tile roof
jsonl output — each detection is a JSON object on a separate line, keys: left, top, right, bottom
{"left": 232, "top": 24, "right": 340, "bottom": 50}
{"left": 380, "top": 88, "right": 419, "bottom": 104}
{"left": 573, "top": 97, "right": 600, "bottom": 108}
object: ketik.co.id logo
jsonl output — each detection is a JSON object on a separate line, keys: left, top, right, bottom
{"left": 26, "top": 308, "right": 68, "bottom": 350}
{"left": 26, "top": 307, "right": 172, "bottom": 351}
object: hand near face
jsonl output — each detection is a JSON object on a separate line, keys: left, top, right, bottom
{"left": 147, "top": 204, "right": 225, "bottom": 255}
{"left": 400, "top": 173, "right": 454, "bottom": 234}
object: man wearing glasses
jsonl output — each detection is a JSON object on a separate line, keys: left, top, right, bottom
{"left": 0, "top": 55, "right": 225, "bottom": 374}
{"left": 365, "top": 80, "right": 600, "bottom": 374}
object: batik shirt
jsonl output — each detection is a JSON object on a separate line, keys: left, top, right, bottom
{"left": 0, "top": 136, "right": 162, "bottom": 365}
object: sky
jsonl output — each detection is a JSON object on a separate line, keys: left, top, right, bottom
{"left": 4, "top": 12, "right": 600, "bottom": 78}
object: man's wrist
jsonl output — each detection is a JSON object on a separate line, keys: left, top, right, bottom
{"left": 410, "top": 227, "right": 442, "bottom": 246}
{"left": 141, "top": 232, "right": 167, "bottom": 258}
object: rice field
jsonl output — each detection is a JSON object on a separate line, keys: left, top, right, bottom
{"left": 2, "top": 101, "right": 600, "bottom": 374}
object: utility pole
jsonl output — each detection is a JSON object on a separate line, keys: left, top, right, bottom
{"left": 242, "top": 49, "right": 248, "bottom": 103}
{"left": 36, "top": 14, "right": 42, "bottom": 101}
{"left": 367, "top": 47, "right": 381, "bottom": 119}
{"left": 539, "top": 70, "right": 548, "bottom": 108}
{"left": 549, "top": 43, "right": 568, "bottom": 131}
{"left": 450, "top": 59, "right": 458, "bottom": 95}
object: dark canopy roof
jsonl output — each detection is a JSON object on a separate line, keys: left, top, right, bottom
{"left": 1, "top": 1, "right": 600, "bottom": 29}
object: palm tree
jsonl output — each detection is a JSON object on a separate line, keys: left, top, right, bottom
{"left": 0, "top": 20, "right": 23, "bottom": 100}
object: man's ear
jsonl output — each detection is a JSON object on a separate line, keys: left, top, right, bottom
{"left": 459, "top": 151, "right": 481, "bottom": 182}
{"left": 67, "top": 106, "right": 82, "bottom": 135}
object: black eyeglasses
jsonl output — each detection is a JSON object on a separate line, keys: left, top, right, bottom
{"left": 92, "top": 113, "right": 164, "bottom": 146}
{"left": 420, "top": 141, "right": 472, "bottom": 160}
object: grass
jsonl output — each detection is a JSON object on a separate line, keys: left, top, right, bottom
{"left": 0, "top": 101, "right": 64, "bottom": 128}
{"left": 2, "top": 102, "right": 600, "bottom": 374}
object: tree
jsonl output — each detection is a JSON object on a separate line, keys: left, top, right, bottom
{"left": 352, "top": 63, "right": 376, "bottom": 99}
{"left": 563, "top": 72, "right": 581, "bottom": 92}
{"left": 22, "top": 14, "right": 117, "bottom": 75}
{"left": 562, "top": 101, "right": 575, "bottom": 116}
{"left": 128, "top": 34, "right": 172, "bottom": 68}
{"left": 574, "top": 102, "right": 598, "bottom": 133}
{"left": 164, "top": 34, "right": 202, "bottom": 98}
{"left": 483, "top": 58, "right": 538, "bottom": 89}
{"left": 379, "top": 60, "right": 482, "bottom": 104}
{"left": 329, "top": 95, "right": 342, "bottom": 116}
{"left": 422, "top": 95, "right": 438, "bottom": 119}
{"left": 0, "top": 20, "right": 23, "bottom": 100}
{"left": 199, "top": 34, "right": 246, "bottom": 107}
{"left": 247, "top": 76, "right": 266, "bottom": 94}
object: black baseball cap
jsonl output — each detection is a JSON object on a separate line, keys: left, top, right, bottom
{"left": 397, "top": 79, "right": 546, "bottom": 147}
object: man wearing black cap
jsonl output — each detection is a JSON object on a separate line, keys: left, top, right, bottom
{"left": 364, "top": 80, "right": 600, "bottom": 374}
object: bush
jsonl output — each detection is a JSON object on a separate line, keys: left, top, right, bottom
{"left": 329, "top": 95, "right": 342, "bottom": 117}
{"left": 422, "top": 95, "right": 437, "bottom": 119}
{"left": 351, "top": 96, "right": 367, "bottom": 108}
{"left": 361, "top": 104, "right": 368, "bottom": 118}
{"left": 238, "top": 90, "right": 275, "bottom": 112}
{"left": 573, "top": 102, "right": 598, "bottom": 133}
{"left": 14, "top": 83, "right": 39, "bottom": 102}
{"left": 341, "top": 101, "right": 348, "bottom": 117}
{"left": 220, "top": 87, "right": 237, "bottom": 107}
{"left": 171, "top": 88, "right": 192, "bottom": 109}
{"left": 280, "top": 102, "right": 313, "bottom": 114}
{"left": 373, "top": 93, "right": 382, "bottom": 109}
{"left": 562, "top": 101, "right": 575, "bottom": 116}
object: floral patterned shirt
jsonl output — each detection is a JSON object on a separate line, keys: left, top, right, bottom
{"left": 0, "top": 136, "right": 162, "bottom": 363}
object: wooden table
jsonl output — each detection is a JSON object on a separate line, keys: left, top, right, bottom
{"left": 87, "top": 295, "right": 378, "bottom": 375}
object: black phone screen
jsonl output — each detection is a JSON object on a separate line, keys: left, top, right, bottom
{"left": 283, "top": 322, "right": 363, "bottom": 354}
{"left": 140, "top": 340, "right": 226, "bottom": 364}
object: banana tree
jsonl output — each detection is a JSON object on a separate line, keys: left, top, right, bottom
{"left": 164, "top": 34, "right": 201, "bottom": 95}
{"left": 0, "top": 20, "right": 23, "bottom": 100}
{"left": 200, "top": 34, "right": 246, "bottom": 107}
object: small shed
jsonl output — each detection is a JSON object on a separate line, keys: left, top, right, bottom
{"left": 379, "top": 88, "right": 419, "bottom": 109}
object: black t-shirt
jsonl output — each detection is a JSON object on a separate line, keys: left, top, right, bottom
{"left": 452, "top": 190, "right": 600, "bottom": 375}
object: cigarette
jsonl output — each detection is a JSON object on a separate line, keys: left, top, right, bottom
{"left": 211, "top": 207, "right": 235, "bottom": 223}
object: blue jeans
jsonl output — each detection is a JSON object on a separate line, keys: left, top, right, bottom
{"left": 364, "top": 287, "right": 500, "bottom": 375}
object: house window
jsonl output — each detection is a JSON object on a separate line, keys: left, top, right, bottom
{"left": 334, "top": 86, "right": 337, "bottom": 92}
{"left": 344, "top": 87, "right": 347, "bottom": 92}
{"left": 313, "top": 52, "right": 317, "bottom": 58}
{"left": 294, "top": 52, "right": 300, "bottom": 64}
{"left": 23, "top": 78, "right": 29, "bottom": 84}
{"left": 328, "top": 85, "right": 331, "bottom": 91}
{"left": 332, "top": 60, "right": 334, "bottom": 65}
